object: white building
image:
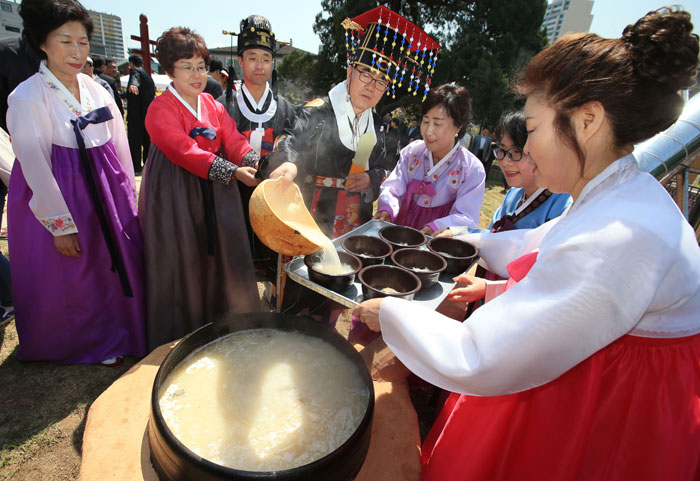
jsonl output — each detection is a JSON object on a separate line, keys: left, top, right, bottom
{"left": 543, "top": 0, "right": 594, "bottom": 44}
{"left": 0, "top": 0, "right": 22, "bottom": 40}
{"left": 88, "top": 10, "right": 125, "bottom": 60}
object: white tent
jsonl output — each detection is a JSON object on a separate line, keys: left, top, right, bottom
{"left": 120, "top": 73, "right": 171, "bottom": 92}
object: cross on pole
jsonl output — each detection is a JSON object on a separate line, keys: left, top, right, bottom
{"left": 130, "top": 14, "right": 157, "bottom": 74}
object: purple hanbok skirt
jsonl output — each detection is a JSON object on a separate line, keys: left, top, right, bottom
{"left": 395, "top": 198, "right": 454, "bottom": 231}
{"left": 7, "top": 141, "right": 147, "bottom": 363}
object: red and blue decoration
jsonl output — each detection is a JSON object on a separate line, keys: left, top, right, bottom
{"left": 341, "top": 6, "right": 440, "bottom": 101}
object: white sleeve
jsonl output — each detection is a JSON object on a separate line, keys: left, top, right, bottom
{"left": 483, "top": 279, "right": 507, "bottom": 302}
{"left": 0, "top": 128, "right": 13, "bottom": 187}
{"left": 379, "top": 221, "right": 670, "bottom": 396}
{"left": 456, "top": 218, "right": 560, "bottom": 277}
{"left": 7, "top": 93, "right": 78, "bottom": 235}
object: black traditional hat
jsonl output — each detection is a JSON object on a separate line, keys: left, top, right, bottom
{"left": 238, "top": 15, "right": 276, "bottom": 55}
{"left": 342, "top": 6, "right": 440, "bottom": 100}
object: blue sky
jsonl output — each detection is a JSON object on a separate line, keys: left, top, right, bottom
{"left": 78, "top": 0, "right": 700, "bottom": 56}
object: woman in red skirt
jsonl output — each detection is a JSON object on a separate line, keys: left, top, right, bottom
{"left": 354, "top": 7, "right": 700, "bottom": 481}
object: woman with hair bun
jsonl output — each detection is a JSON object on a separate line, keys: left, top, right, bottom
{"left": 354, "top": 8, "right": 700, "bottom": 480}
{"left": 374, "top": 83, "right": 485, "bottom": 236}
{"left": 7, "top": 0, "right": 146, "bottom": 365}
{"left": 140, "top": 27, "right": 260, "bottom": 351}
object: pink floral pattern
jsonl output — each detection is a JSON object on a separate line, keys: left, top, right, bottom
{"left": 40, "top": 214, "right": 76, "bottom": 234}
{"left": 407, "top": 156, "right": 421, "bottom": 173}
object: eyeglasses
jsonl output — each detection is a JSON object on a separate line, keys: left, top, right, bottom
{"left": 174, "top": 65, "right": 209, "bottom": 75}
{"left": 354, "top": 67, "right": 390, "bottom": 91}
{"left": 493, "top": 145, "right": 524, "bottom": 162}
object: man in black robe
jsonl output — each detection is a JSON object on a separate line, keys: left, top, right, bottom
{"left": 219, "top": 15, "right": 296, "bottom": 282}
{"left": 261, "top": 67, "right": 393, "bottom": 238}
{"left": 126, "top": 54, "right": 155, "bottom": 173}
{"left": 259, "top": 6, "right": 439, "bottom": 315}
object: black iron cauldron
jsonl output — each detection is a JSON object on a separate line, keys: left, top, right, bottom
{"left": 148, "top": 312, "right": 375, "bottom": 481}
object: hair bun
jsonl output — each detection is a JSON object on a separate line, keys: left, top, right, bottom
{"left": 622, "top": 7, "right": 699, "bottom": 91}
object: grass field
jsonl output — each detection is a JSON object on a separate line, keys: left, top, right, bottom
{"left": 0, "top": 181, "right": 506, "bottom": 480}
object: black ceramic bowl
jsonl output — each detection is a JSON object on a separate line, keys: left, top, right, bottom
{"left": 341, "top": 235, "right": 393, "bottom": 267}
{"left": 391, "top": 248, "right": 447, "bottom": 290}
{"left": 358, "top": 264, "right": 422, "bottom": 301}
{"left": 149, "top": 313, "right": 374, "bottom": 481}
{"left": 304, "top": 250, "right": 362, "bottom": 293}
{"left": 426, "top": 237, "right": 478, "bottom": 274}
{"left": 378, "top": 225, "right": 426, "bottom": 251}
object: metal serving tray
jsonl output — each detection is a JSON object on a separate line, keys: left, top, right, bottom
{"left": 284, "top": 220, "right": 476, "bottom": 310}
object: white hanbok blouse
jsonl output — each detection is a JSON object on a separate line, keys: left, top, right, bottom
{"left": 379, "top": 154, "right": 700, "bottom": 396}
{"left": 7, "top": 62, "right": 133, "bottom": 235}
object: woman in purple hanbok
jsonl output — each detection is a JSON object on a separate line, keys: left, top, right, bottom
{"left": 6, "top": 0, "right": 146, "bottom": 365}
{"left": 374, "top": 83, "right": 485, "bottom": 235}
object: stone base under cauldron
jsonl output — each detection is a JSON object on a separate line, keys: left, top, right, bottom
{"left": 78, "top": 340, "right": 422, "bottom": 481}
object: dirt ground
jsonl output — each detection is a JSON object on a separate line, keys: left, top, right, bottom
{"left": 0, "top": 182, "right": 505, "bottom": 480}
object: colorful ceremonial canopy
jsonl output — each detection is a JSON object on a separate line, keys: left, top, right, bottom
{"left": 342, "top": 6, "right": 441, "bottom": 100}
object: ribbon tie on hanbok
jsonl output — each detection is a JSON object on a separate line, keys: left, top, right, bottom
{"left": 395, "top": 180, "right": 436, "bottom": 226}
{"left": 189, "top": 127, "right": 218, "bottom": 256}
{"left": 70, "top": 106, "right": 133, "bottom": 297}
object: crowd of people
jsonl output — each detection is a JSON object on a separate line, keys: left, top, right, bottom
{"left": 1, "top": 0, "right": 699, "bottom": 478}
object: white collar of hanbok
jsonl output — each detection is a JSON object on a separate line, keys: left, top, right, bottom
{"left": 237, "top": 82, "right": 277, "bottom": 127}
{"left": 167, "top": 84, "right": 201, "bottom": 120}
{"left": 514, "top": 187, "right": 547, "bottom": 215}
{"left": 328, "top": 80, "right": 376, "bottom": 151}
{"left": 571, "top": 154, "right": 637, "bottom": 212}
{"left": 426, "top": 142, "right": 460, "bottom": 178}
{"left": 39, "top": 61, "right": 94, "bottom": 116}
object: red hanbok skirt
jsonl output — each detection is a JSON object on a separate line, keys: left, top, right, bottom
{"left": 421, "top": 252, "right": 700, "bottom": 480}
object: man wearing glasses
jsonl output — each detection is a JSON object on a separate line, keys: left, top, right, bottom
{"left": 257, "top": 6, "right": 439, "bottom": 315}
{"left": 260, "top": 60, "right": 396, "bottom": 239}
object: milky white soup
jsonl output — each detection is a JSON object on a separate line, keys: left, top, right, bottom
{"left": 159, "top": 329, "right": 370, "bottom": 472}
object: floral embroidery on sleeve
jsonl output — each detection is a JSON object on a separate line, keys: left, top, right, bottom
{"left": 208, "top": 156, "right": 238, "bottom": 184}
{"left": 241, "top": 149, "right": 259, "bottom": 168}
{"left": 39, "top": 214, "right": 77, "bottom": 234}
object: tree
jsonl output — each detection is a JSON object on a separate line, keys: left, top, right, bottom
{"left": 276, "top": 48, "right": 325, "bottom": 102}
{"left": 434, "top": 0, "right": 548, "bottom": 127}
{"left": 313, "top": 0, "right": 547, "bottom": 123}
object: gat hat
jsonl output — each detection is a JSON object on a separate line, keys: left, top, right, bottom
{"left": 238, "top": 15, "right": 276, "bottom": 55}
{"left": 342, "top": 6, "right": 440, "bottom": 100}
